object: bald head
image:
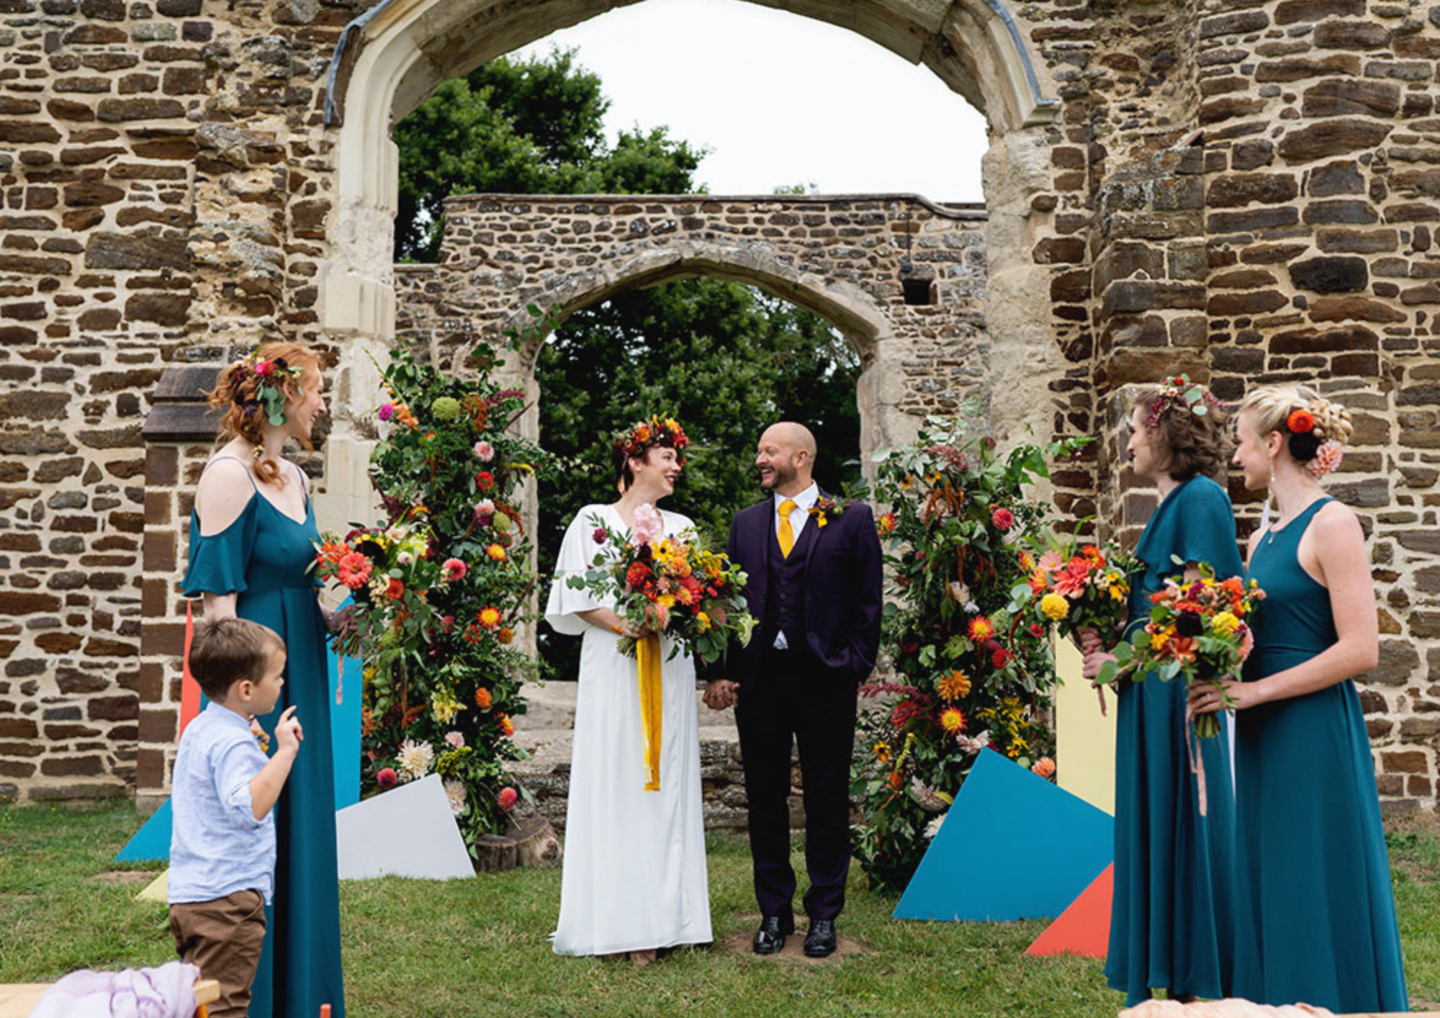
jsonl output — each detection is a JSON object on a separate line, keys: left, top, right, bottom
{"left": 756, "top": 421, "right": 817, "bottom": 495}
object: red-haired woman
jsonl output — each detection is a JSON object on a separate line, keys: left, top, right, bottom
{"left": 180, "top": 342, "right": 345, "bottom": 1017}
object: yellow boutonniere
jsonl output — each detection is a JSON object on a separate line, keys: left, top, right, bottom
{"left": 808, "top": 495, "right": 845, "bottom": 529}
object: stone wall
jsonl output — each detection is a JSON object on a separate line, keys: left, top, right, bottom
{"left": 0, "top": 0, "right": 1435, "bottom": 813}
{"left": 394, "top": 193, "right": 990, "bottom": 459}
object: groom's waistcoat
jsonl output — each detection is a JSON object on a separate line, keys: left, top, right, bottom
{"left": 761, "top": 515, "right": 815, "bottom": 652}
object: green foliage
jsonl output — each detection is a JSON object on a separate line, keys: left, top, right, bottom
{"left": 852, "top": 411, "right": 1088, "bottom": 892}
{"left": 394, "top": 48, "right": 705, "bottom": 261}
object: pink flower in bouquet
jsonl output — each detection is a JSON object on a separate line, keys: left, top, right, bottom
{"left": 473, "top": 440, "right": 495, "bottom": 462}
{"left": 632, "top": 503, "right": 664, "bottom": 545}
{"left": 444, "top": 731, "right": 465, "bottom": 749}
{"left": 378, "top": 403, "right": 395, "bottom": 422}
{"left": 442, "top": 558, "right": 466, "bottom": 582}
{"left": 1037, "top": 550, "right": 1064, "bottom": 574}
{"left": 1031, "top": 757, "right": 1056, "bottom": 779}
{"left": 644, "top": 601, "right": 670, "bottom": 631}
{"left": 498, "top": 786, "right": 518, "bottom": 812}
{"left": 1238, "top": 623, "right": 1254, "bottom": 661}
{"left": 1053, "top": 558, "right": 1091, "bottom": 597}
{"left": 253, "top": 359, "right": 276, "bottom": 378}
{"left": 991, "top": 507, "right": 1015, "bottom": 531}
{"left": 473, "top": 498, "right": 495, "bottom": 525}
{"left": 336, "top": 551, "right": 372, "bottom": 589}
{"left": 376, "top": 767, "right": 398, "bottom": 789}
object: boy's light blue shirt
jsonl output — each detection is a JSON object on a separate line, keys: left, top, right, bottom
{"left": 168, "top": 702, "right": 276, "bottom": 905}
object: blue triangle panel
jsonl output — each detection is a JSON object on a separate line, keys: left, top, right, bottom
{"left": 893, "top": 748, "right": 1114, "bottom": 922}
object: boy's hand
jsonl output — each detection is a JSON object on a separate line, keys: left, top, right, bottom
{"left": 273, "top": 705, "right": 303, "bottom": 755}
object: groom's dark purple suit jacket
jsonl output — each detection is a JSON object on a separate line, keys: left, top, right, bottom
{"left": 715, "top": 491, "right": 884, "bottom": 686}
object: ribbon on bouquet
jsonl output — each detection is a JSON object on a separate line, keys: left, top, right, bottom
{"left": 1185, "top": 702, "right": 1209, "bottom": 817}
{"left": 636, "top": 634, "right": 663, "bottom": 792}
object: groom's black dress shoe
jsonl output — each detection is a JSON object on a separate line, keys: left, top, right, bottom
{"left": 803, "top": 918, "right": 837, "bottom": 958}
{"left": 753, "top": 913, "right": 795, "bottom": 955}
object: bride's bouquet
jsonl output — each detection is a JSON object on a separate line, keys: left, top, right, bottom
{"left": 568, "top": 504, "right": 756, "bottom": 665}
{"left": 566, "top": 503, "right": 755, "bottom": 792}
{"left": 1099, "top": 563, "right": 1265, "bottom": 738}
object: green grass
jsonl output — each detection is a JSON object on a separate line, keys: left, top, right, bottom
{"left": 3, "top": 803, "right": 1438, "bottom": 1016}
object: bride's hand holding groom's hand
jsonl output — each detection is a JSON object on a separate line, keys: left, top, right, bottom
{"left": 703, "top": 679, "right": 739, "bottom": 711}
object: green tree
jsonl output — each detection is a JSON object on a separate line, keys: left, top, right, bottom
{"left": 394, "top": 49, "right": 704, "bottom": 261}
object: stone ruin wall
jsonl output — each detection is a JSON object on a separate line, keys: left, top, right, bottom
{"left": 0, "top": 0, "right": 1433, "bottom": 814}
{"left": 392, "top": 192, "right": 991, "bottom": 459}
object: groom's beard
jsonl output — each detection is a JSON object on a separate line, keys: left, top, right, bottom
{"left": 759, "top": 463, "right": 798, "bottom": 491}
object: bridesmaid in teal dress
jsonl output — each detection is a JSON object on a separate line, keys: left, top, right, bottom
{"left": 1082, "top": 379, "right": 1239, "bottom": 1005}
{"left": 1192, "top": 384, "right": 1407, "bottom": 1013}
{"left": 182, "top": 342, "right": 346, "bottom": 1018}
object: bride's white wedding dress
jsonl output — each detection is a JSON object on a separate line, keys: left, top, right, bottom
{"left": 544, "top": 503, "right": 713, "bottom": 956}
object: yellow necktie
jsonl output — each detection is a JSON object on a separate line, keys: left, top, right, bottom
{"left": 778, "top": 499, "right": 798, "bottom": 558}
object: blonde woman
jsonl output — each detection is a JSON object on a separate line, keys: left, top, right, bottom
{"left": 1192, "top": 385, "right": 1406, "bottom": 1012}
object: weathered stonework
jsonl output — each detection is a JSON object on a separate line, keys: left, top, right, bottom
{"left": 395, "top": 193, "right": 991, "bottom": 461}
{"left": 0, "top": 0, "right": 1434, "bottom": 814}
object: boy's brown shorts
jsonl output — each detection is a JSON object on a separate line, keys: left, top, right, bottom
{"left": 169, "top": 889, "right": 267, "bottom": 1018}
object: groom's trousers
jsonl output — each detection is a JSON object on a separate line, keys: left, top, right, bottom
{"left": 734, "top": 646, "right": 859, "bottom": 921}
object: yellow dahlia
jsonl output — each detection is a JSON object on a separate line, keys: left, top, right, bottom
{"left": 1211, "top": 611, "right": 1241, "bottom": 636}
{"left": 1040, "top": 593, "right": 1070, "bottom": 621}
{"left": 940, "top": 707, "right": 967, "bottom": 734}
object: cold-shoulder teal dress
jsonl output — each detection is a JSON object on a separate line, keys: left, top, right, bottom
{"left": 1105, "top": 475, "right": 1240, "bottom": 1005}
{"left": 182, "top": 456, "right": 346, "bottom": 1018}
{"left": 1233, "top": 497, "right": 1407, "bottom": 1011}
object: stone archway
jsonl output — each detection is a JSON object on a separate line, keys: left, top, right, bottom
{"left": 393, "top": 192, "right": 992, "bottom": 464}
{"left": 314, "top": 0, "right": 1072, "bottom": 534}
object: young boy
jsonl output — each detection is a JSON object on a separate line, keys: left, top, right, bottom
{"left": 168, "top": 617, "right": 303, "bottom": 1018}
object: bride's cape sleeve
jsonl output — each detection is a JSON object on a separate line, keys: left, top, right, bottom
{"left": 545, "top": 506, "right": 608, "bottom": 636}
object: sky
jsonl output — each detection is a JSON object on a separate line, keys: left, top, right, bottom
{"left": 510, "top": 0, "right": 989, "bottom": 204}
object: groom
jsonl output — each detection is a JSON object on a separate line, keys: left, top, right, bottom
{"left": 703, "top": 422, "right": 883, "bottom": 958}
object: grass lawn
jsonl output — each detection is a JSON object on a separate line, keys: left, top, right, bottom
{"left": 3, "top": 803, "right": 1438, "bottom": 1017}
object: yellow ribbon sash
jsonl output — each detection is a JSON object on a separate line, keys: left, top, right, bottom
{"left": 636, "top": 634, "right": 663, "bottom": 792}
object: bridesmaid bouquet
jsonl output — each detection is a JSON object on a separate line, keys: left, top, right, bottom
{"left": 567, "top": 504, "right": 756, "bottom": 666}
{"left": 1016, "top": 539, "right": 1142, "bottom": 651}
{"left": 311, "top": 516, "right": 452, "bottom": 660}
{"left": 1099, "top": 563, "right": 1265, "bottom": 738}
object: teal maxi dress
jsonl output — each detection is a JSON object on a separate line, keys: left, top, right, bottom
{"left": 1105, "top": 474, "right": 1240, "bottom": 1005}
{"left": 182, "top": 457, "right": 346, "bottom": 1018}
{"left": 1233, "top": 497, "right": 1407, "bottom": 1012}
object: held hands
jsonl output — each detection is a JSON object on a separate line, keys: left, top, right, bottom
{"left": 272, "top": 705, "right": 304, "bottom": 756}
{"left": 703, "top": 679, "right": 740, "bottom": 711}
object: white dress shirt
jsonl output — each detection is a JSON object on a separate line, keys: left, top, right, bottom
{"left": 772, "top": 482, "right": 819, "bottom": 650}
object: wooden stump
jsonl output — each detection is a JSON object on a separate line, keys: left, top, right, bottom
{"left": 473, "top": 817, "right": 562, "bottom": 872}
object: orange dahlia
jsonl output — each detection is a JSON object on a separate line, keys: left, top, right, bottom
{"left": 474, "top": 687, "right": 493, "bottom": 709}
{"left": 940, "top": 707, "right": 967, "bottom": 734}
{"left": 1287, "top": 409, "right": 1315, "bottom": 433}
{"left": 486, "top": 543, "right": 506, "bottom": 562}
{"left": 937, "top": 669, "right": 972, "bottom": 701}
{"left": 477, "top": 606, "right": 502, "bottom": 629}
{"left": 497, "top": 626, "right": 514, "bottom": 645}
{"left": 967, "top": 616, "right": 995, "bottom": 642}
{"left": 497, "top": 713, "right": 515, "bottom": 738}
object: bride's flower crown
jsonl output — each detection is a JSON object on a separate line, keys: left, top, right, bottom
{"left": 616, "top": 415, "right": 689, "bottom": 457}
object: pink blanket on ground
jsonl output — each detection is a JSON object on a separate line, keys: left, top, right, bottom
{"left": 1120, "top": 1001, "right": 1336, "bottom": 1018}
{"left": 27, "top": 962, "right": 200, "bottom": 1018}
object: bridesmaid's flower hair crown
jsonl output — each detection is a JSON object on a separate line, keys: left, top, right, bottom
{"left": 1144, "top": 374, "right": 1227, "bottom": 430}
{"left": 230, "top": 350, "right": 306, "bottom": 428}
{"left": 616, "top": 415, "right": 689, "bottom": 457}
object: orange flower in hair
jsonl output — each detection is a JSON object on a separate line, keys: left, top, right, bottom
{"left": 1286, "top": 409, "right": 1315, "bottom": 434}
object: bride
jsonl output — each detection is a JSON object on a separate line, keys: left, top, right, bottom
{"left": 544, "top": 416, "right": 713, "bottom": 964}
